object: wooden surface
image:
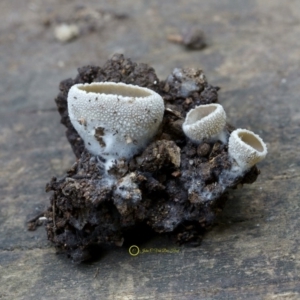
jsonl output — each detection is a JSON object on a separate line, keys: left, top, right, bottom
{"left": 1, "top": 0, "right": 300, "bottom": 299}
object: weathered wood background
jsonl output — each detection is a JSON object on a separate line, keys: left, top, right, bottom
{"left": 1, "top": 0, "right": 300, "bottom": 299}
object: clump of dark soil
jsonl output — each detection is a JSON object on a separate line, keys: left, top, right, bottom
{"left": 45, "top": 54, "right": 259, "bottom": 262}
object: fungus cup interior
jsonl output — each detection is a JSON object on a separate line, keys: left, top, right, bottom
{"left": 238, "top": 131, "right": 264, "bottom": 152}
{"left": 185, "top": 105, "right": 217, "bottom": 125}
{"left": 78, "top": 83, "right": 151, "bottom": 98}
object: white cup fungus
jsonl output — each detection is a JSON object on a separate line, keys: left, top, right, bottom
{"left": 182, "top": 103, "right": 227, "bottom": 143}
{"left": 68, "top": 82, "right": 165, "bottom": 169}
{"left": 228, "top": 128, "right": 268, "bottom": 171}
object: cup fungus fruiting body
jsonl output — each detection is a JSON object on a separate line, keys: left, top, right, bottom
{"left": 67, "top": 82, "right": 165, "bottom": 167}
{"left": 228, "top": 128, "right": 267, "bottom": 171}
{"left": 182, "top": 103, "right": 227, "bottom": 143}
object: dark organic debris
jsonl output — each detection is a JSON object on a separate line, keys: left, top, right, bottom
{"left": 167, "top": 27, "right": 206, "bottom": 50}
{"left": 46, "top": 54, "right": 259, "bottom": 262}
{"left": 27, "top": 212, "right": 46, "bottom": 231}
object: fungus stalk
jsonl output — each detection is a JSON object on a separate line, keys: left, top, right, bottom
{"left": 228, "top": 128, "right": 267, "bottom": 171}
{"left": 182, "top": 103, "right": 227, "bottom": 143}
{"left": 68, "top": 82, "right": 165, "bottom": 170}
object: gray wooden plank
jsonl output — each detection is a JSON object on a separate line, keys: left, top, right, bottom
{"left": 1, "top": 0, "right": 300, "bottom": 299}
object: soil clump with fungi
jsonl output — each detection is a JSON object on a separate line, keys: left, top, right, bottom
{"left": 45, "top": 54, "right": 259, "bottom": 262}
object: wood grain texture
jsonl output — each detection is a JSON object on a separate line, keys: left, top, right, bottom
{"left": 1, "top": 0, "right": 300, "bottom": 299}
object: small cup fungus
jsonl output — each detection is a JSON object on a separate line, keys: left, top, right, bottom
{"left": 228, "top": 128, "right": 267, "bottom": 171}
{"left": 68, "top": 82, "right": 165, "bottom": 169}
{"left": 182, "top": 103, "right": 227, "bottom": 143}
